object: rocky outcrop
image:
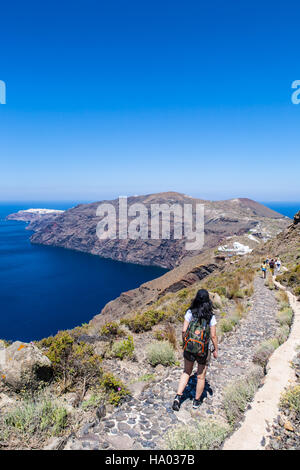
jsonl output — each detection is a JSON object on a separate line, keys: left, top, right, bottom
{"left": 0, "top": 341, "right": 52, "bottom": 391}
{"left": 8, "top": 192, "right": 289, "bottom": 269}
{"left": 6, "top": 208, "right": 64, "bottom": 227}
{"left": 294, "top": 211, "right": 300, "bottom": 225}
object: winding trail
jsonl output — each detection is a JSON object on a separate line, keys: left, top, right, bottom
{"left": 64, "top": 277, "right": 282, "bottom": 450}
{"left": 223, "top": 278, "right": 300, "bottom": 450}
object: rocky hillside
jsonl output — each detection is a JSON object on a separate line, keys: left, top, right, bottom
{"left": 253, "top": 210, "right": 300, "bottom": 297}
{"left": 90, "top": 209, "right": 296, "bottom": 332}
{"left": 8, "top": 192, "right": 289, "bottom": 269}
{"left": 0, "top": 210, "right": 299, "bottom": 450}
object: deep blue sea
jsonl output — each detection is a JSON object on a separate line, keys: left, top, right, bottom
{"left": 0, "top": 202, "right": 167, "bottom": 342}
{"left": 262, "top": 202, "right": 300, "bottom": 219}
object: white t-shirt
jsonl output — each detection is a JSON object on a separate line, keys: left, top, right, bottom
{"left": 184, "top": 309, "right": 217, "bottom": 327}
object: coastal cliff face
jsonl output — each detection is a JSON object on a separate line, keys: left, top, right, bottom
{"left": 9, "top": 192, "right": 289, "bottom": 269}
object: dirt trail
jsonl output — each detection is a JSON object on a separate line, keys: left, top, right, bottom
{"left": 223, "top": 279, "right": 300, "bottom": 450}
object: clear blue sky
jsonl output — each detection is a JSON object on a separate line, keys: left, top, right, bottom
{"left": 0, "top": 1, "right": 299, "bottom": 202}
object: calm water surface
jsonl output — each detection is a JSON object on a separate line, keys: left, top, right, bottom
{"left": 0, "top": 202, "right": 167, "bottom": 342}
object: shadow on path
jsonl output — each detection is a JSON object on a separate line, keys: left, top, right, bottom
{"left": 180, "top": 373, "right": 213, "bottom": 404}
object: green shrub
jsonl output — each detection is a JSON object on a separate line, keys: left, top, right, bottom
{"left": 146, "top": 341, "right": 176, "bottom": 367}
{"left": 222, "top": 366, "right": 264, "bottom": 426}
{"left": 279, "top": 301, "right": 290, "bottom": 310}
{"left": 81, "top": 393, "right": 104, "bottom": 410}
{"left": 275, "top": 290, "right": 289, "bottom": 304}
{"left": 218, "top": 318, "right": 233, "bottom": 333}
{"left": 294, "top": 286, "right": 300, "bottom": 297}
{"left": 154, "top": 329, "right": 166, "bottom": 341}
{"left": 276, "top": 307, "right": 293, "bottom": 326}
{"left": 99, "top": 322, "right": 125, "bottom": 337}
{"left": 154, "top": 323, "right": 177, "bottom": 348}
{"left": 165, "top": 420, "right": 229, "bottom": 450}
{"left": 167, "top": 301, "right": 190, "bottom": 323}
{"left": 121, "top": 309, "right": 165, "bottom": 332}
{"left": 3, "top": 396, "right": 68, "bottom": 438}
{"left": 212, "top": 286, "right": 227, "bottom": 297}
{"left": 177, "top": 289, "right": 189, "bottom": 300}
{"left": 137, "top": 373, "right": 156, "bottom": 382}
{"left": 275, "top": 325, "right": 290, "bottom": 345}
{"left": 110, "top": 336, "right": 134, "bottom": 360}
{"left": 202, "top": 268, "right": 255, "bottom": 302}
{"left": 37, "top": 331, "right": 102, "bottom": 392}
{"left": 71, "top": 323, "right": 90, "bottom": 339}
{"left": 253, "top": 338, "right": 279, "bottom": 368}
{"left": 38, "top": 331, "right": 74, "bottom": 365}
{"left": 232, "top": 289, "right": 245, "bottom": 299}
{"left": 130, "top": 373, "right": 156, "bottom": 384}
{"left": 280, "top": 385, "right": 300, "bottom": 413}
{"left": 101, "top": 373, "right": 129, "bottom": 406}
{"left": 243, "top": 284, "right": 254, "bottom": 297}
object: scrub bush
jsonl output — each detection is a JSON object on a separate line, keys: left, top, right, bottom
{"left": 146, "top": 341, "right": 176, "bottom": 367}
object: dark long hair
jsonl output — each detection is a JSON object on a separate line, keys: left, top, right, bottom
{"left": 189, "top": 289, "right": 213, "bottom": 322}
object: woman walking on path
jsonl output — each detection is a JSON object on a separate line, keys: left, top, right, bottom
{"left": 261, "top": 261, "right": 267, "bottom": 279}
{"left": 172, "top": 289, "right": 218, "bottom": 411}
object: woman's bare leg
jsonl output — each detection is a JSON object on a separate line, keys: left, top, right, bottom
{"left": 176, "top": 358, "right": 194, "bottom": 395}
{"left": 195, "top": 364, "right": 207, "bottom": 400}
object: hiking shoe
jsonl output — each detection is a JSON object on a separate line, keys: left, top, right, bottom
{"left": 192, "top": 398, "right": 201, "bottom": 409}
{"left": 172, "top": 394, "right": 182, "bottom": 411}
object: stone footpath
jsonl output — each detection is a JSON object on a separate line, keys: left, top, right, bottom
{"left": 224, "top": 278, "right": 300, "bottom": 450}
{"left": 63, "top": 276, "right": 278, "bottom": 450}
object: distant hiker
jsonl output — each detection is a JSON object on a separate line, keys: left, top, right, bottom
{"left": 261, "top": 261, "right": 267, "bottom": 279}
{"left": 276, "top": 258, "right": 281, "bottom": 273}
{"left": 172, "top": 289, "right": 218, "bottom": 411}
{"left": 269, "top": 259, "right": 275, "bottom": 276}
